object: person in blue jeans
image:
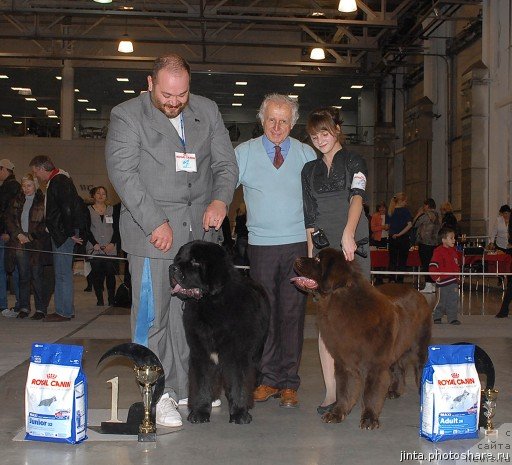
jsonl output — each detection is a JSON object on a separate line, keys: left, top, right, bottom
{"left": 5, "top": 174, "right": 52, "bottom": 319}
{"left": 0, "top": 158, "right": 21, "bottom": 314}
{"left": 30, "top": 156, "right": 87, "bottom": 322}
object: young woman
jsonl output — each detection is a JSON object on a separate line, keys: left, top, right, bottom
{"left": 387, "top": 193, "right": 413, "bottom": 283}
{"left": 86, "top": 186, "right": 119, "bottom": 306}
{"left": 301, "top": 107, "right": 369, "bottom": 414}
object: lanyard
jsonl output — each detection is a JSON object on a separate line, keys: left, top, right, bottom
{"left": 179, "top": 113, "right": 186, "bottom": 153}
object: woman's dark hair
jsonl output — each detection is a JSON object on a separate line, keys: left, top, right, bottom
{"left": 306, "top": 107, "right": 346, "bottom": 144}
{"left": 90, "top": 186, "right": 107, "bottom": 198}
{"left": 499, "top": 204, "right": 511, "bottom": 214}
{"left": 375, "top": 201, "right": 387, "bottom": 212}
{"left": 424, "top": 198, "right": 436, "bottom": 209}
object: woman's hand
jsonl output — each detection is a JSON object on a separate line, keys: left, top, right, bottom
{"left": 93, "top": 243, "right": 101, "bottom": 251}
{"left": 17, "top": 233, "right": 30, "bottom": 244}
{"left": 104, "top": 243, "right": 116, "bottom": 254}
{"left": 341, "top": 230, "right": 357, "bottom": 261}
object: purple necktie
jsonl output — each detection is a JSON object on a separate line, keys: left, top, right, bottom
{"left": 273, "top": 145, "right": 284, "bottom": 169}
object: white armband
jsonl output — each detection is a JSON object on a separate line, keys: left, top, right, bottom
{"left": 351, "top": 172, "right": 367, "bottom": 190}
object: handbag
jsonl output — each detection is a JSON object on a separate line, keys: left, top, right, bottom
{"left": 311, "top": 229, "right": 330, "bottom": 249}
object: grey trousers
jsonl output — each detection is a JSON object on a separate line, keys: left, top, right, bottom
{"left": 433, "top": 282, "right": 459, "bottom": 322}
{"left": 128, "top": 254, "right": 189, "bottom": 401}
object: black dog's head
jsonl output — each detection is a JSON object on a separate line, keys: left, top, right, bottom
{"left": 169, "top": 240, "right": 232, "bottom": 300}
{"left": 292, "top": 248, "right": 356, "bottom": 295}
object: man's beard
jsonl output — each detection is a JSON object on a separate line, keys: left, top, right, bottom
{"left": 152, "top": 94, "right": 188, "bottom": 118}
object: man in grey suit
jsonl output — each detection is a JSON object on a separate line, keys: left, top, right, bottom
{"left": 106, "top": 53, "right": 238, "bottom": 427}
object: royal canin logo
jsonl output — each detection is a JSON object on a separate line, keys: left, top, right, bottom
{"left": 451, "top": 373, "right": 459, "bottom": 378}
{"left": 46, "top": 373, "right": 57, "bottom": 379}
{"left": 31, "top": 378, "right": 71, "bottom": 387}
{"left": 438, "top": 377, "right": 475, "bottom": 386}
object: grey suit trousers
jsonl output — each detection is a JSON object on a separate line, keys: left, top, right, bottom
{"left": 128, "top": 254, "right": 189, "bottom": 401}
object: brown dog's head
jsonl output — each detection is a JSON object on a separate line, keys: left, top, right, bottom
{"left": 292, "top": 248, "right": 359, "bottom": 295}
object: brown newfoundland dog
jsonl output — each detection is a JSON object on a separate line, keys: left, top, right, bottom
{"left": 292, "top": 248, "right": 432, "bottom": 429}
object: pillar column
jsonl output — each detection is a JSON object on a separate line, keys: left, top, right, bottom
{"left": 60, "top": 60, "right": 74, "bottom": 140}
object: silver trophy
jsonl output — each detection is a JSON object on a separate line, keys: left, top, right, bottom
{"left": 482, "top": 388, "right": 499, "bottom": 436}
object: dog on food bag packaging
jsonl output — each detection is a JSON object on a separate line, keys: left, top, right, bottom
{"left": 420, "top": 344, "right": 480, "bottom": 442}
{"left": 25, "top": 343, "right": 87, "bottom": 444}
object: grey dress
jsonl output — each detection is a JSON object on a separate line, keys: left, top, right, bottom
{"left": 301, "top": 148, "right": 370, "bottom": 279}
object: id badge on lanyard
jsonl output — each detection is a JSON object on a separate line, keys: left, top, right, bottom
{"left": 175, "top": 113, "right": 197, "bottom": 172}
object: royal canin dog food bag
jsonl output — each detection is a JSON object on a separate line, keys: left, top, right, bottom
{"left": 420, "top": 344, "right": 481, "bottom": 442}
{"left": 25, "top": 343, "right": 87, "bottom": 444}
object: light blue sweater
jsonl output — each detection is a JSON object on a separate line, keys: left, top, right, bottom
{"left": 236, "top": 136, "right": 317, "bottom": 246}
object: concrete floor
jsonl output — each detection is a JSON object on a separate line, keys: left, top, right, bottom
{"left": 1, "top": 276, "right": 511, "bottom": 465}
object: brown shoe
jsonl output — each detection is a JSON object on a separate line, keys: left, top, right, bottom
{"left": 44, "top": 313, "right": 71, "bottom": 322}
{"left": 253, "top": 385, "right": 281, "bottom": 402}
{"left": 279, "top": 389, "right": 299, "bottom": 408}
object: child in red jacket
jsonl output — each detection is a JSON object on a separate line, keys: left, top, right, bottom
{"left": 429, "top": 227, "right": 461, "bottom": 324}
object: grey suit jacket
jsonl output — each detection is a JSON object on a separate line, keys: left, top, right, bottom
{"left": 105, "top": 91, "right": 238, "bottom": 259}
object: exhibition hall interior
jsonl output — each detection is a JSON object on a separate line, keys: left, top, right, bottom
{"left": 0, "top": 1, "right": 511, "bottom": 464}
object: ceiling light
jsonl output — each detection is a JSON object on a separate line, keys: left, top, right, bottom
{"left": 93, "top": 0, "right": 112, "bottom": 3}
{"left": 231, "top": 103, "right": 242, "bottom": 107}
{"left": 233, "top": 93, "right": 245, "bottom": 97}
{"left": 351, "top": 85, "right": 363, "bottom": 89}
{"left": 0, "top": 75, "right": 8, "bottom": 79}
{"left": 116, "top": 77, "right": 129, "bottom": 82}
{"left": 311, "top": 12, "right": 325, "bottom": 17}
{"left": 19, "top": 88, "right": 32, "bottom": 96}
{"left": 121, "top": 5, "right": 134, "bottom": 9}
{"left": 123, "top": 90, "right": 135, "bottom": 93}
{"left": 25, "top": 97, "right": 37, "bottom": 101}
{"left": 235, "top": 81, "right": 247, "bottom": 86}
{"left": 77, "top": 99, "right": 89, "bottom": 103}
{"left": 288, "top": 94, "right": 299, "bottom": 99}
{"left": 86, "top": 108, "right": 97, "bottom": 111}
{"left": 10, "top": 87, "right": 22, "bottom": 91}
{"left": 2, "top": 114, "right": 12, "bottom": 118}
{"left": 37, "top": 107, "right": 48, "bottom": 110}
{"left": 338, "top": 0, "right": 357, "bottom": 13}
{"left": 75, "top": 89, "right": 79, "bottom": 92}
{"left": 340, "top": 96, "right": 352, "bottom": 100}
{"left": 118, "top": 35, "right": 134, "bottom": 53}
{"left": 48, "top": 115, "right": 59, "bottom": 119}
{"left": 310, "top": 48, "right": 325, "bottom": 60}
{"left": 333, "top": 106, "right": 342, "bottom": 109}
{"left": 46, "top": 109, "right": 55, "bottom": 116}
{"left": 56, "top": 76, "right": 62, "bottom": 80}
{"left": 13, "top": 121, "right": 22, "bottom": 125}
{"left": 293, "top": 83, "right": 306, "bottom": 87}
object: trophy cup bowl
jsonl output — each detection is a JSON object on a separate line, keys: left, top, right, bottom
{"left": 134, "top": 365, "right": 163, "bottom": 442}
{"left": 482, "top": 388, "right": 499, "bottom": 437}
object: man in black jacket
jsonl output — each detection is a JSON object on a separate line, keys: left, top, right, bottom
{"left": 0, "top": 159, "right": 21, "bottom": 315}
{"left": 30, "top": 155, "right": 87, "bottom": 322}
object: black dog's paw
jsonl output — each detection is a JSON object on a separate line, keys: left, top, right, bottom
{"left": 360, "top": 410, "right": 380, "bottom": 430}
{"left": 187, "top": 410, "right": 211, "bottom": 424}
{"left": 229, "top": 410, "right": 252, "bottom": 424}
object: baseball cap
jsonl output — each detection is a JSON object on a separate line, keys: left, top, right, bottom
{"left": 0, "top": 159, "right": 14, "bottom": 171}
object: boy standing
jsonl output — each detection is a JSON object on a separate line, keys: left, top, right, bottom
{"left": 429, "top": 227, "right": 461, "bottom": 325}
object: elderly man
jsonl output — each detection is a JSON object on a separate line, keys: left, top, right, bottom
{"left": 236, "top": 94, "right": 316, "bottom": 408}
{"left": 30, "top": 155, "right": 87, "bottom": 322}
{"left": 106, "top": 53, "right": 238, "bottom": 427}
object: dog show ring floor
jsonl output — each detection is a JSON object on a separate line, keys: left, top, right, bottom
{"left": 0, "top": 277, "right": 510, "bottom": 465}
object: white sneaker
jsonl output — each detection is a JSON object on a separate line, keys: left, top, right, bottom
{"left": 420, "top": 282, "right": 436, "bottom": 294}
{"left": 2, "top": 308, "right": 18, "bottom": 318}
{"left": 178, "top": 397, "right": 222, "bottom": 408}
{"left": 156, "top": 393, "right": 182, "bottom": 427}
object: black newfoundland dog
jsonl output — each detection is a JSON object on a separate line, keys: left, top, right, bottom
{"left": 169, "top": 240, "right": 270, "bottom": 424}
